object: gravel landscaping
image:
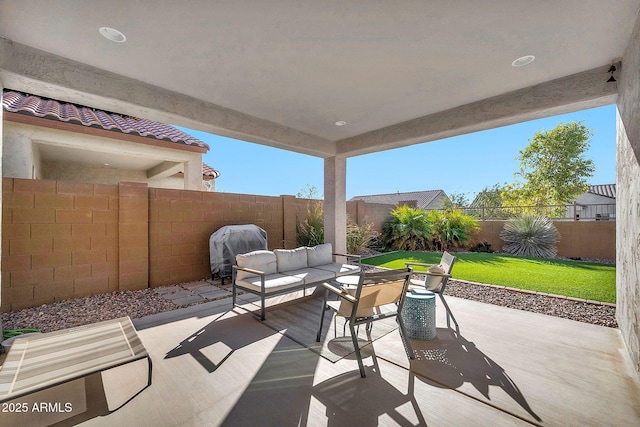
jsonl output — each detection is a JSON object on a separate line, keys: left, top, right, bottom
{"left": 1, "top": 268, "right": 617, "bottom": 335}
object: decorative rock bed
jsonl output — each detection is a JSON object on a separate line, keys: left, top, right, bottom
{"left": 1, "top": 266, "right": 617, "bottom": 334}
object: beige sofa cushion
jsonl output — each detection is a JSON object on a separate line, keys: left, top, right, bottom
{"left": 314, "top": 262, "right": 360, "bottom": 276}
{"left": 235, "top": 250, "right": 278, "bottom": 281}
{"left": 306, "top": 243, "right": 333, "bottom": 267}
{"left": 285, "top": 267, "right": 335, "bottom": 284}
{"left": 274, "top": 247, "right": 308, "bottom": 272}
{"left": 236, "top": 273, "right": 304, "bottom": 294}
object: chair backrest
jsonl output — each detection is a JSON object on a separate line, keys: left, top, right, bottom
{"left": 337, "top": 269, "right": 411, "bottom": 318}
{"left": 422, "top": 251, "right": 456, "bottom": 291}
{"left": 440, "top": 251, "right": 456, "bottom": 274}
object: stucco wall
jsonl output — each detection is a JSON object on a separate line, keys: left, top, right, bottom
{"left": 2, "top": 120, "right": 209, "bottom": 191}
{"left": 616, "top": 12, "right": 640, "bottom": 375}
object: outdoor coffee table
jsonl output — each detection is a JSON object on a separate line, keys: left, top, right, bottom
{"left": 0, "top": 317, "right": 152, "bottom": 409}
{"left": 401, "top": 290, "right": 437, "bottom": 340}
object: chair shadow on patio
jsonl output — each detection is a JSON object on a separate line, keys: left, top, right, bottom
{"left": 165, "top": 312, "right": 279, "bottom": 373}
{"left": 312, "top": 350, "right": 427, "bottom": 426}
{"left": 408, "top": 327, "right": 542, "bottom": 422}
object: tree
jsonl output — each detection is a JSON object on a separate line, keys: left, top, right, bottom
{"left": 502, "top": 121, "right": 595, "bottom": 216}
{"left": 441, "top": 192, "right": 469, "bottom": 211}
{"left": 469, "top": 183, "right": 512, "bottom": 219}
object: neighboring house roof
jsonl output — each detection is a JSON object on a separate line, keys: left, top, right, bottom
{"left": 350, "top": 190, "right": 448, "bottom": 210}
{"left": 202, "top": 163, "right": 221, "bottom": 179}
{"left": 587, "top": 184, "right": 615, "bottom": 199}
{"left": 2, "top": 90, "right": 210, "bottom": 150}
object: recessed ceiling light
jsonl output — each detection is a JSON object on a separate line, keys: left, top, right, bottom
{"left": 103, "top": 163, "right": 110, "bottom": 166}
{"left": 512, "top": 55, "right": 535, "bottom": 67}
{"left": 334, "top": 121, "right": 347, "bottom": 126}
{"left": 99, "top": 27, "right": 127, "bottom": 43}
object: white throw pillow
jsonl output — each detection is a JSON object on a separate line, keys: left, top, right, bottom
{"left": 236, "top": 250, "right": 277, "bottom": 280}
{"left": 274, "top": 247, "right": 308, "bottom": 272}
{"left": 306, "top": 243, "right": 333, "bottom": 267}
{"left": 425, "top": 264, "right": 445, "bottom": 291}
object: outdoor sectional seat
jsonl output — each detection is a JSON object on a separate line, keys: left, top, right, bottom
{"left": 232, "top": 243, "right": 361, "bottom": 320}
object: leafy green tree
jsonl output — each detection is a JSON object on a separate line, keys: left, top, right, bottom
{"left": 469, "top": 183, "right": 512, "bottom": 219}
{"left": 502, "top": 121, "right": 595, "bottom": 216}
{"left": 441, "top": 192, "right": 469, "bottom": 211}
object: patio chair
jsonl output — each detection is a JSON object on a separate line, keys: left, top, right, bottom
{"left": 405, "top": 251, "right": 458, "bottom": 328}
{"left": 316, "top": 268, "right": 414, "bottom": 377}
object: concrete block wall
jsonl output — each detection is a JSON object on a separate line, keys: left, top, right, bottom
{"left": 118, "top": 182, "right": 148, "bottom": 291}
{"left": 346, "top": 200, "right": 395, "bottom": 233}
{"left": 475, "top": 220, "right": 616, "bottom": 260}
{"left": 148, "top": 190, "right": 287, "bottom": 287}
{"left": 2, "top": 178, "right": 119, "bottom": 312}
{"left": 1, "top": 177, "right": 618, "bottom": 312}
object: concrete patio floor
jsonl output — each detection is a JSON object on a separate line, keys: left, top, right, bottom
{"left": 4, "top": 292, "right": 639, "bottom": 427}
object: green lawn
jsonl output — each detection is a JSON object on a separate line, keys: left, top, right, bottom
{"left": 362, "top": 251, "right": 616, "bottom": 303}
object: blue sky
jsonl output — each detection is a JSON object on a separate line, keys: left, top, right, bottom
{"left": 181, "top": 103, "right": 616, "bottom": 201}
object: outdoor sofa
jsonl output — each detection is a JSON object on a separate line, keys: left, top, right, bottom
{"left": 232, "top": 243, "right": 361, "bottom": 320}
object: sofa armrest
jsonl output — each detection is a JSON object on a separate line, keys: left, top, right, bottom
{"left": 232, "top": 265, "right": 266, "bottom": 276}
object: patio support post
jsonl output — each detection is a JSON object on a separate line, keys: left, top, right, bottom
{"left": 0, "top": 81, "right": 4, "bottom": 338}
{"left": 324, "top": 156, "right": 347, "bottom": 256}
{"left": 616, "top": 11, "right": 640, "bottom": 376}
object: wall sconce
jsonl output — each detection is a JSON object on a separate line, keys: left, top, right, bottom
{"left": 607, "top": 64, "right": 617, "bottom": 83}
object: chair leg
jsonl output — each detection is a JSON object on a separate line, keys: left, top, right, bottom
{"left": 316, "top": 289, "right": 330, "bottom": 342}
{"left": 438, "top": 293, "right": 458, "bottom": 327}
{"left": 349, "top": 322, "right": 366, "bottom": 378}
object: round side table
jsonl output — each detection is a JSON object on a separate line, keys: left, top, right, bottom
{"left": 401, "top": 290, "right": 436, "bottom": 340}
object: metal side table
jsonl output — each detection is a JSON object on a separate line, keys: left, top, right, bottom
{"left": 401, "top": 289, "right": 437, "bottom": 340}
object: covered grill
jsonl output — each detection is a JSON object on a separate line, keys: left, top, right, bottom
{"left": 209, "top": 225, "right": 268, "bottom": 282}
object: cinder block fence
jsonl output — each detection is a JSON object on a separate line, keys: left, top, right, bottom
{"left": 1, "top": 178, "right": 616, "bottom": 311}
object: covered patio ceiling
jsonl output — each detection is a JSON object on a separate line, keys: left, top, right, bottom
{"left": 0, "top": 0, "right": 638, "bottom": 159}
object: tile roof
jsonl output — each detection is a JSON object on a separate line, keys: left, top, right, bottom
{"left": 350, "top": 190, "right": 447, "bottom": 210}
{"left": 202, "top": 163, "right": 221, "bottom": 179}
{"left": 588, "top": 184, "right": 616, "bottom": 199}
{"left": 2, "top": 90, "right": 210, "bottom": 150}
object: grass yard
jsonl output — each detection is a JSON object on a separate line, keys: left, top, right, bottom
{"left": 363, "top": 251, "right": 616, "bottom": 303}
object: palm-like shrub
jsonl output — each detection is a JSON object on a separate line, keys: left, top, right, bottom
{"left": 427, "top": 209, "right": 480, "bottom": 251}
{"left": 382, "top": 205, "right": 433, "bottom": 251}
{"left": 499, "top": 214, "right": 560, "bottom": 258}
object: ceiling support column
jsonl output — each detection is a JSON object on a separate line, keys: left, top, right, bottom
{"left": 324, "top": 156, "right": 347, "bottom": 255}
{"left": 0, "top": 80, "right": 4, "bottom": 337}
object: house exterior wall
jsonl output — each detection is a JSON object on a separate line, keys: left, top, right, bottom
{"left": 2, "top": 120, "right": 207, "bottom": 190}
{"left": 40, "top": 159, "right": 195, "bottom": 190}
{"left": 616, "top": 12, "right": 640, "bottom": 376}
{"left": 566, "top": 193, "right": 616, "bottom": 220}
